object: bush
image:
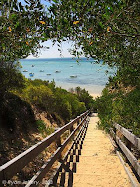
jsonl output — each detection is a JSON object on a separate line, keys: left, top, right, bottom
{"left": 73, "top": 87, "right": 95, "bottom": 110}
{"left": 22, "top": 84, "right": 55, "bottom": 112}
{"left": 0, "top": 92, "right": 35, "bottom": 131}
{"left": 14, "top": 79, "right": 94, "bottom": 123}
{"left": 95, "top": 85, "right": 140, "bottom": 136}
{"left": 0, "top": 66, "right": 25, "bottom": 96}
{"left": 36, "top": 120, "right": 54, "bottom": 137}
{"left": 54, "top": 87, "right": 86, "bottom": 121}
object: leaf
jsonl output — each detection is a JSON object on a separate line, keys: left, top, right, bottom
{"left": 99, "top": 22, "right": 104, "bottom": 28}
{"left": 89, "top": 41, "right": 93, "bottom": 45}
{"left": 8, "top": 26, "right": 12, "bottom": 32}
{"left": 107, "top": 26, "right": 111, "bottom": 32}
{"left": 24, "top": 0, "right": 29, "bottom": 4}
{"left": 11, "top": 14, "right": 17, "bottom": 19}
{"left": 19, "top": 3, "right": 24, "bottom": 11}
{"left": 15, "top": 22, "right": 20, "bottom": 29}
{"left": 73, "top": 21, "right": 79, "bottom": 25}
{"left": 39, "top": 21, "right": 46, "bottom": 24}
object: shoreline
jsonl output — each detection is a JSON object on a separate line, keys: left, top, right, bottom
{"left": 20, "top": 58, "right": 109, "bottom": 98}
{"left": 90, "top": 93, "right": 101, "bottom": 99}
{"left": 56, "top": 82, "right": 103, "bottom": 98}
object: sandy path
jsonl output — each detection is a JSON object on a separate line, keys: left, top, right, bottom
{"left": 73, "top": 114, "right": 131, "bottom": 187}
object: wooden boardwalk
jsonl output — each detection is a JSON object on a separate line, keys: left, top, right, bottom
{"left": 1, "top": 111, "right": 139, "bottom": 186}
{"left": 72, "top": 114, "right": 131, "bottom": 187}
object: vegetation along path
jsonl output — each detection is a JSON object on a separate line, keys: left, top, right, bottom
{"left": 73, "top": 113, "right": 131, "bottom": 187}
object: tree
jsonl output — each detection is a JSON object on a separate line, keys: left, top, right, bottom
{"left": 0, "top": 65, "right": 25, "bottom": 95}
{"left": 1, "top": 0, "right": 139, "bottom": 134}
{"left": 0, "top": 0, "right": 54, "bottom": 95}
{"left": 46, "top": 0, "right": 140, "bottom": 134}
{"left": 74, "top": 87, "right": 94, "bottom": 109}
{"left": 1, "top": 0, "right": 139, "bottom": 90}
{"left": 49, "top": 0, "right": 140, "bottom": 86}
{"left": 0, "top": 0, "right": 52, "bottom": 64}
{"left": 1, "top": 0, "right": 139, "bottom": 80}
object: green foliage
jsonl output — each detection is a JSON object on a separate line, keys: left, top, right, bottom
{"left": 0, "top": 92, "right": 35, "bottom": 130}
{"left": 27, "top": 79, "right": 49, "bottom": 87}
{"left": 22, "top": 84, "right": 55, "bottom": 111}
{"left": 95, "top": 88, "right": 113, "bottom": 132}
{"left": 95, "top": 84, "right": 140, "bottom": 136}
{"left": 0, "top": 64, "right": 25, "bottom": 96}
{"left": 0, "top": 0, "right": 51, "bottom": 96}
{"left": 0, "top": 0, "right": 52, "bottom": 63}
{"left": 53, "top": 88, "right": 72, "bottom": 121}
{"left": 74, "top": 87, "right": 95, "bottom": 109}
{"left": 52, "top": 87, "right": 87, "bottom": 121}
{"left": 36, "top": 120, "right": 54, "bottom": 137}
{"left": 1, "top": 0, "right": 139, "bottom": 137}
{"left": 50, "top": 0, "right": 140, "bottom": 87}
{"left": 14, "top": 79, "right": 92, "bottom": 122}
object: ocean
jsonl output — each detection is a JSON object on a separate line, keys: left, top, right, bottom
{"left": 20, "top": 58, "right": 115, "bottom": 95}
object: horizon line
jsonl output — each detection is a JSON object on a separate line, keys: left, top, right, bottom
{"left": 23, "top": 57, "right": 90, "bottom": 60}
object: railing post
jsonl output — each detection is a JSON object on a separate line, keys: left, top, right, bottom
{"left": 124, "top": 137, "right": 132, "bottom": 163}
{"left": 56, "top": 137, "right": 62, "bottom": 161}
{"left": 70, "top": 123, "right": 74, "bottom": 133}
{"left": 77, "top": 117, "right": 80, "bottom": 126}
{"left": 113, "top": 126, "right": 116, "bottom": 139}
{"left": 125, "top": 129, "right": 132, "bottom": 151}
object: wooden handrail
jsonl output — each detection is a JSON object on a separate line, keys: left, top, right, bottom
{"left": 111, "top": 123, "right": 140, "bottom": 178}
{"left": 47, "top": 117, "right": 89, "bottom": 186}
{"left": 113, "top": 123, "right": 140, "bottom": 150}
{"left": 26, "top": 113, "right": 89, "bottom": 186}
{"left": 0, "top": 110, "right": 90, "bottom": 185}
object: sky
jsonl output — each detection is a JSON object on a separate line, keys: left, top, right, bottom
{"left": 19, "top": 0, "right": 74, "bottom": 59}
{"left": 19, "top": 0, "right": 50, "bottom": 6}
{"left": 27, "top": 40, "right": 74, "bottom": 59}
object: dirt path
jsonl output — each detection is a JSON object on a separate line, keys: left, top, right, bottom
{"left": 73, "top": 114, "right": 131, "bottom": 187}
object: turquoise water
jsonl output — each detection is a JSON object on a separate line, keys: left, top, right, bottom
{"left": 20, "top": 58, "right": 115, "bottom": 94}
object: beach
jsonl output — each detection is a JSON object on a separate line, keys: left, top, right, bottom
{"left": 90, "top": 93, "right": 101, "bottom": 98}
{"left": 20, "top": 58, "right": 114, "bottom": 98}
{"left": 56, "top": 82, "right": 102, "bottom": 98}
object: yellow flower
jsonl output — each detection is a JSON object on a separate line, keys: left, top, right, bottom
{"left": 73, "top": 21, "right": 79, "bottom": 25}
{"left": 26, "top": 41, "right": 29, "bottom": 46}
{"left": 107, "top": 26, "right": 111, "bottom": 32}
{"left": 8, "top": 26, "right": 12, "bottom": 32}
{"left": 39, "top": 21, "right": 46, "bottom": 24}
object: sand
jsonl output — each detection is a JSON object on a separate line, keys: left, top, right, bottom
{"left": 73, "top": 114, "right": 131, "bottom": 187}
{"left": 56, "top": 82, "right": 104, "bottom": 97}
{"left": 90, "top": 93, "right": 101, "bottom": 99}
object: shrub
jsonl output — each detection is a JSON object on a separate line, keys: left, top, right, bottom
{"left": 23, "top": 85, "right": 55, "bottom": 112}
{"left": 36, "top": 120, "right": 54, "bottom": 137}
{"left": 14, "top": 79, "right": 92, "bottom": 123}
{"left": 95, "top": 85, "right": 140, "bottom": 136}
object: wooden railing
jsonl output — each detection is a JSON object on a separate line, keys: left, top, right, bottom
{"left": 110, "top": 123, "right": 140, "bottom": 179}
{"left": 0, "top": 110, "right": 90, "bottom": 186}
